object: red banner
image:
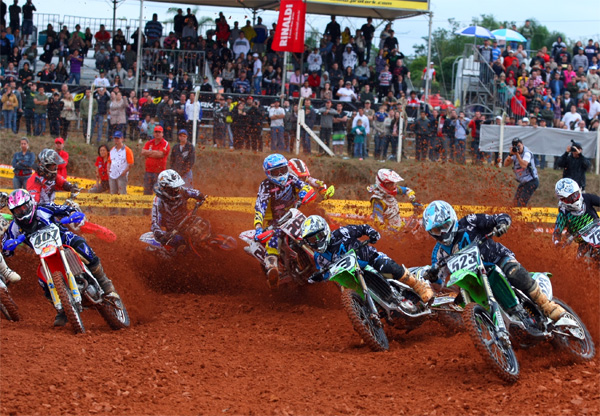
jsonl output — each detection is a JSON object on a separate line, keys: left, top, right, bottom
{"left": 272, "top": 0, "right": 306, "bottom": 53}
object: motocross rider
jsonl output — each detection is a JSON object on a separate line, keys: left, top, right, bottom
{"left": 0, "top": 193, "right": 21, "bottom": 284}
{"left": 553, "top": 178, "right": 600, "bottom": 257}
{"left": 287, "top": 158, "right": 335, "bottom": 200}
{"left": 2, "top": 189, "right": 119, "bottom": 327}
{"left": 368, "top": 169, "right": 419, "bottom": 232}
{"left": 422, "top": 200, "right": 565, "bottom": 321}
{"left": 254, "top": 154, "right": 316, "bottom": 288}
{"left": 300, "top": 215, "right": 433, "bottom": 302}
{"left": 27, "top": 149, "right": 80, "bottom": 204}
{"left": 151, "top": 169, "right": 206, "bottom": 249}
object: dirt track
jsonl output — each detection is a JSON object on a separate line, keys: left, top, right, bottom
{"left": 1, "top": 210, "right": 599, "bottom": 416}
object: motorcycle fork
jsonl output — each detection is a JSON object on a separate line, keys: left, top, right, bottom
{"left": 480, "top": 269, "right": 510, "bottom": 341}
{"left": 356, "top": 270, "right": 381, "bottom": 322}
{"left": 40, "top": 258, "right": 62, "bottom": 310}
{"left": 59, "top": 247, "right": 83, "bottom": 305}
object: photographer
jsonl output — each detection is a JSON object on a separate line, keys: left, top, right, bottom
{"left": 503, "top": 137, "right": 539, "bottom": 207}
{"left": 556, "top": 141, "right": 591, "bottom": 190}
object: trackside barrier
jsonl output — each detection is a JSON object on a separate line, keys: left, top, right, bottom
{"left": 0, "top": 188, "right": 559, "bottom": 224}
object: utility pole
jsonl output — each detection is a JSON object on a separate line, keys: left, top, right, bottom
{"left": 424, "top": 11, "right": 433, "bottom": 101}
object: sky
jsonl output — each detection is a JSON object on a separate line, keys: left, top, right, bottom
{"left": 33, "top": 0, "right": 600, "bottom": 55}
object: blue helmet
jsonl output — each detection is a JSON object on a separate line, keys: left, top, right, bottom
{"left": 263, "top": 154, "right": 289, "bottom": 186}
{"left": 423, "top": 200, "right": 458, "bottom": 246}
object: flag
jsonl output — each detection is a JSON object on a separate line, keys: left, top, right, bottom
{"left": 272, "top": 0, "right": 306, "bottom": 53}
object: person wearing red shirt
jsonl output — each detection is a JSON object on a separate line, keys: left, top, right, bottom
{"left": 503, "top": 51, "right": 519, "bottom": 69}
{"left": 511, "top": 89, "right": 527, "bottom": 118}
{"left": 94, "top": 24, "right": 111, "bottom": 48}
{"left": 141, "top": 125, "right": 171, "bottom": 195}
{"left": 27, "top": 149, "right": 78, "bottom": 204}
{"left": 54, "top": 137, "right": 69, "bottom": 179}
{"left": 89, "top": 144, "right": 110, "bottom": 193}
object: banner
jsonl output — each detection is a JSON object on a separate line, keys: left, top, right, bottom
{"left": 273, "top": 0, "right": 306, "bottom": 53}
{"left": 308, "top": 0, "right": 428, "bottom": 10}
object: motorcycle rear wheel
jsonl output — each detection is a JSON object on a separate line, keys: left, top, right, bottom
{"left": 53, "top": 271, "right": 85, "bottom": 334}
{"left": 342, "top": 290, "right": 389, "bottom": 352}
{"left": 550, "top": 298, "right": 595, "bottom": 362}
{"left": 0, "top": 287, "right": 21, "bottom": 321}
{"left": 97, "top": 296, "right": 130, "bottom": 330}
{"left": 463, "top": 303, "right": 519, "bottom": 383}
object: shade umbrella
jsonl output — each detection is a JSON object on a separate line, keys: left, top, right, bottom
{"left": 491, "top": 28, "right": 527, "bottom": 43}
{"left": 455, "top": 25, "right": 495, "bottom": 39}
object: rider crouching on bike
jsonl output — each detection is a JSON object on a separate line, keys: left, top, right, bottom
{"left": 288, "top": 158, "right": 335, "bottom": 200}
{"left": 553, "top": 178, "right": 600, "bottom": 258}
{"left": 151, "top": 169, "right": 206, "bottom": 250}
{"left": 254, "top": 154, "right": 315, "bottom": 288}
{"left": 368, "top": 169, "right": 419, "bottom": 232}
{"left": 300, "top": 215, "right": 433, "bottom": 302}
{"left": 2, "top": 189, "right": 119, "bottom": 327}
{"left": 422, "top": 200, "right": 565, "bottom": 321}
{"left": 27, "top": 149, "right": 80, "bottom": 204}
{"left": 0, "top": 193, "right": 21, "bottom": 284}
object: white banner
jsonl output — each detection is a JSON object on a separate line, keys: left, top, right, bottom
{"left": 480, "top": 125, "right": 598, "bottom": 158}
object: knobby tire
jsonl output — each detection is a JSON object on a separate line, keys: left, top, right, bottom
{"left": 341, "top": 290, "right": 389, "bottom": 352}
{"left": 0, "top": 287, "right": 21, "bottom": 321}
{"left": 53, "top": 271, "right": 85, "bottom": 334}
{"left": 550, "top": 297, "right": 595, "bottom": 362}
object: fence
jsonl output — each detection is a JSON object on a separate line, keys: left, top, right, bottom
{"left": 141, "top": 48, "right": 206, "bottom": 84}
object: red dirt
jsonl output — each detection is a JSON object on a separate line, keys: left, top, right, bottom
{"left": 1, "top": 207, "right": 599, "bottom": 416}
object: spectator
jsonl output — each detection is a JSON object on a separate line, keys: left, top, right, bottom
{"left": 173, "top": 8, "right": 185, "bottom": 37}
{"left": 94, "top": 87, "right": 110, "bottom": 143}
{"left": 288, "top": 69, "right": 303, "bottom": 96}
{"left": 11, "top": 137, "right": 35, "bottom": 189}
{"left": 252, "top": 53, "right": 263, "bottom": 94}
{"left": 572, "top": 47, "right": 589, "bottom": 73}
{"left": 241, "top": 20, "right": 256, "bottom": 45}
{"left": 245, "top": 97, "right": 264, "bottom": 151}
{"left": 503, "top": 138, "right": 539, "bottom": 207}
{"left": 301, "top": 98, "right": 316, "bottom": 154}
{"left": 233, "top": 71, "right": 251, "bottom": 94}
{"left": 108, "top": 131, "right": 134, "bottom": 213}
{"left": 317, "top": 100, "right": 337, "bottom": 153}
{"left": 33, "top": 85, "right": 47, "bottom": 136}
{"left": 80, "top": 89, "right": 97, "bottom": 140}
{"left": 331, "top": 103, "right": 348, "bottom": 156}
{"left": 371, "top": 104, "right": 388, "bottom": 161}
{"left": 337, "top": 80, "right": 357, "bottom": 102}
{"left": 59, "top": 91, "right": 76, "bottom": 139}
{"left": 89, "top": 144, "right": 110, "bottom": 194}
{"left": 378, "top": 64, "right": 392, "bottom": 99}
{"left": 232, "top": 31, "right": 250, "bottom": 59}
{"left": 213, "top": 96, "right": 230, "bottom": 148}
{"left": 7, "top": 0, "right": 19, "bottom": 34}
{"left": 451, "top": 110, "right": 469, "bottom": 164}
{"left": 562, "top": 104, "right": 582, "bottom": 129}
{"left": 108, "top": 61, "right": 126, "bottom": 85}
{"left": 109, "top": 91, "right": 127, "bottom": 139}
{"left": 231, "top": 100, "right": 249, "bottom": 149}
{"left": 413, "top": 110, "right": 433, "bottom": 161}
{"left": 421, "top": 62, "right": 436, "bottom": 92}
{"left": 144, "top": 13, "right": 163, "bottom": 45}
{"left": 351, "top": 118, "right": 366, "bottom": 159}
{"left": 1, "top": 0, "right": 6, "bottom": 28}
{"left": 1, "top": 84, "right": 18, "bottom": 133}
{"left": 170, "top": 129, "right": 195, "bottom": 186}
{"left": 141, "top": 126, "right": 170, "bottom": 195}
{"left": 283, "top": 102, "right": 297, "bottom": 152}
{"left": 54, "top": 137, "right": 69, "bottom": 178}
{"left": 253, "top": 17, "right": 267, "bottom": 53}
{"left": 307, "top": 47, "right": 322, "bottom": 74}
{"left": 94, "top": 24, "right": 111, "bottom": 49}
{"left": 324, "top": 15, "right": 341, "bottom": 42}
{"left": 184, "top": 92, "right": 202, "bottom": 141}
{"left": 127, "top": 96, "right": 140, "bottom": 142}
{"left": 22, "top": 81, "right": 35, "bottom": 135}
{"left": 268, "top": 100, "right": 285, "bottom": 151}
{"left": 342, "top": 44, "right": 357, "bottom": 70}
{"left": 468, "top": 111, "right": 485, "bottom": 164}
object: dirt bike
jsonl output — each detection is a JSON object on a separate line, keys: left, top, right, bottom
{"left": 2, "top": 212, "right": 130, "bottom": 334}
{"left": 239, "top": 207, "right": 317, "bottom": 287}
{"left": 428, "top": 232, "right": 595, "bottom": 383}
{"left": 562, "top": 220, "right": 600, "bottom": 266}
{"left": 0, "top": 274, "right": 20, "bottom": 322}
{"left": 139, "top": 199, "right": 237, "bottom": 258}
{"left": 63, "top": 190, "right": 117, "bottom": 243}
{"left": 311, "top": 240, "right": 463, "bottom": 352}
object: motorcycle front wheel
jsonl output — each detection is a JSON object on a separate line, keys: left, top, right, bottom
{"left": 53, "top": 271, "right": 85, "bottom": 334}
{"left": 341, "top": 290, "right": 389, "bottom": 352}
{"left": 463, "top": 303, "right": 519, "bottom": 383}
{"left": 97, "top": 296, "right": 130, "bottom": 330}
{"left": 0, "top": 287, "right": 21, "bottom": 321}
{"left": 550, "top": 298, "right": 595, "bottom": 362}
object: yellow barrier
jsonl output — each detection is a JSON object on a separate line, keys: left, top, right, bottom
{"left": 0, "top": 187, "right": 559, "bottom": 224}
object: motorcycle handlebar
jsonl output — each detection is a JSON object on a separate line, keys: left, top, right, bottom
{"left": 3, "top": 234, "right": 25, "bottom": 251}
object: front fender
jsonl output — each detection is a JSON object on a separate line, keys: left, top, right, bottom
{"left": 448, "top": 269, "right": 488, "bottom": 308}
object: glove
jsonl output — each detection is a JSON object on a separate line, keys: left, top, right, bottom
{"left": 308, "top": 271, "right": 325, "bottom": 284}
{"left": 195, "top": 193, "right": 206, "bottom": 202}
{"left": 69, "top": 201, "right": 81, "bottom": 212}
{"left": 367, "top": 230, "right": 380, "bottom": 244}
{"left": 320, "top": 185, "right": 335, "bottom": 200}
{"left": 423, "top": 267, "right": 439, "bottom": 283}
{"left": 407, "top": 190, "right": 416, "bottom": 202}
{"left": 254, "top": 227, "right": 263, "bottom": 242}
{"left": 493, "top": 222, "right": 510, "bottom": 237}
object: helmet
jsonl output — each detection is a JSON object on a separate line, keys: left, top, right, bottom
{"left": 376, "top": 169, "right": 403, "bottom": 196}
{"left": 154, "top": 169, "right": 185, "bottom": 200}
{"left": 37, "top": 149, "right": 65, "bottom": 180}
{"left": 555, "top": 178, "right": 583, "bottom": 212}
{"left": 263, "top": 154, "right": 289, "bottom": 186}
{"left": 288, "top": 158, "right": 310, "bottom": 179}
{"left": 422, "top": 200, "right": 458, "bottom": 246}
{"left": 301, "top": 215, "right": 331, "bottom": 253}
{"left": 8, "top": 189, "right": 36, "bottom": 224}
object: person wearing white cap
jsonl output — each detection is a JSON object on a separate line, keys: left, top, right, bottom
{"left": 252, "top": 52, "right": 263, "bottom": 95}
{"left": 421, "top": 61, "right": 436, "bottom": 92}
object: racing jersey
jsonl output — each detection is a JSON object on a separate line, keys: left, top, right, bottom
{"left": 254, "top": 178, "right": 312, "bottom": 228}
{"left": 553, "top": 193, "right": 600, "bottom": 240}
{"left": 431, "top": 213, "right": 514, "bottom": 270}
{"left": 26, "top": 173, "right": 75, "bottom": 204}
{"left": 368, "top": 184, "right": 415, "bottom": 230}
{"left": 288, "top": 171, "right": 326, "bottom": 192}
{"left": 312, "top": 224, "right": 381, "bottom": 274}
{"left": 151, "top": 188, "right": 203, "bottom": 235}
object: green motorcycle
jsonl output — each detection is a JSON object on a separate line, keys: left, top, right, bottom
{"left": 313, "top": 241, "right": 462, "bottom": 352}
{"left": 428, "top": 232, "right": 595, "bottom": 383}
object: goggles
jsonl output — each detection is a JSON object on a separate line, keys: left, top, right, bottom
{"left": 304, "top": 231, "right": 326, "bottom": 246}
{"left": 268, "top": 166, "right": 288, "bottom": 177}
{"left": 45, "top": 163, "right": 58, "bottom": 173}
{"left": 429, "top": 221, "right": 453, "bottom": 237}
{"left": 559, "top": 191, "right": 580, "bottom": 205}
{"left": 12, "top": 204, "right": 30, "bottom": 217}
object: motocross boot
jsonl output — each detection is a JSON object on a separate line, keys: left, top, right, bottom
{"left": 265, "top": 255, "right": 279, "bottom": 289}
{"left": 0, "top": 255, "right": 21, "bottom": 283}
{"left": 528, "top": 282, "right": 565, "bottom": 321}
{"left": 54, "top": 311, "right": 68, "bottom": 327}
{"left": 400, "top": 272, "right": 434, "bottom": 303}
{"left": 90, "top": 263, "right": 119, "bottom": 298}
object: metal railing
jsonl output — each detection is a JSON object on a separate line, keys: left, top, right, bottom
{"left": 141, "top": 48, "right": 206, "bottom": 83}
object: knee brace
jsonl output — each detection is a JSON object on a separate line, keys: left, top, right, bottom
{"left": 373, "top": 255, "right": 407, "bottom": 281}
{"left": 266, "top": 229, "right": 281, "bottom": 256}
{"left": 500, "top": 257, "right": 535, "bottom": 293}
{"left": 68, "top": 236, "right": 99, "bottom": 269}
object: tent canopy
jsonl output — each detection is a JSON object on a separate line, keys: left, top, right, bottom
{"left": 148, "top": 0, "right": 429, "bottom": 20}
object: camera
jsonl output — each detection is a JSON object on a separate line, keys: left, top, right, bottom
{"left": 512, "top": 146, "right": 518, "bottom": 153}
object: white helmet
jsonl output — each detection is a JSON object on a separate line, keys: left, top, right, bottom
{"left": 555, "top": 178, "right": 583, "bottom": 213}
{"left": 300, "top": 215, "right": 331, "bottom": 253}
{"left": 154, "top": 169, "right": 185, "bottom": 200}
{"left": 376, "top": 169, "right": 403, "bottom": 196}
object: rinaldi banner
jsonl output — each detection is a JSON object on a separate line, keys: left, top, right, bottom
{"left": 308, "top": 0, "right": 428, "bottom": 10}
{"left": 273, "top": 0, "right": 307, "bottom": 53}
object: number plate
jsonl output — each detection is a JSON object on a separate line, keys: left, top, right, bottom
{"left": 279, "top": 209, "right": 306, "bottom": 240}
{"left": 446, "top": 246, "right": 480, "bottom": 274}
{"left": 580, "top": 224, "right": 600, "bottom": 247}
{"left": 330, "top": 253, "right": 358, "bottom": 276}
{"left": 30, "top": 225, "right": 61, "bottom": 255}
